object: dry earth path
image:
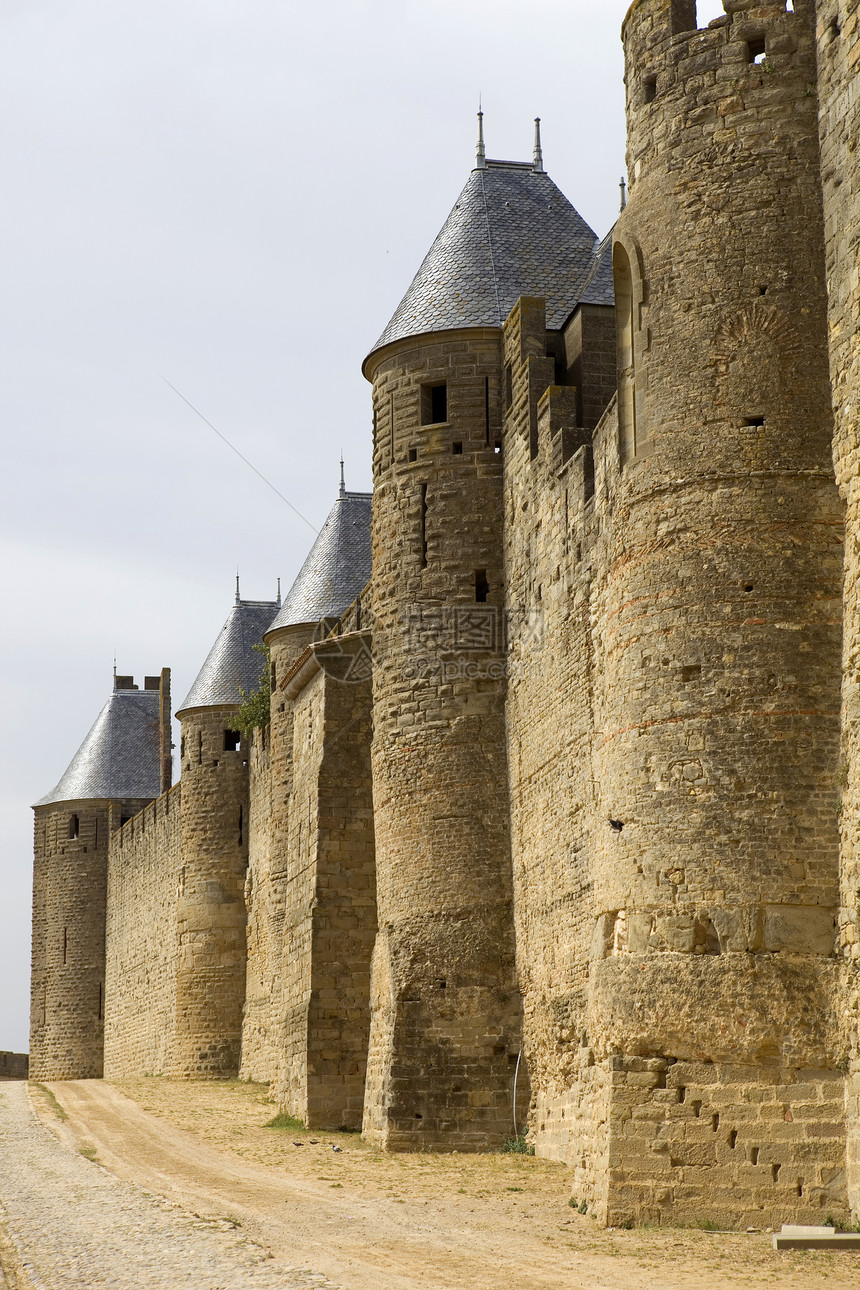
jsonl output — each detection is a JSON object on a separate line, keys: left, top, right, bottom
{"left": 0, "top": 1080, "right": 335, "bottom": 1289}
{"left": 31, "top": 1077, "right": 860, "bottom": 1290}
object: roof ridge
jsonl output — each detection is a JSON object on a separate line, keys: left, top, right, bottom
{"left": 478, "top": 169, "right": 503, "bottom": 327}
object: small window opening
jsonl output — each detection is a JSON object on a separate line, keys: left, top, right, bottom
{"left": 98, "top": 982, "right": 103, "bottom": 1020}
{"left": 408, "top": 447, "right": 417, "bottom": 462}
{"left": 744, "top": 584, "right": 754, "bottom": 593}
{"left": 62, "top": 927, "right": 67, "bottom": 965}
{"left": 224, "top": 729, "right": 241, "bottom": 752}
{"left": 745, "top": 416, "right": 765, "bottom": 428}
{"left": 772, "top": 1163, "right": 781, "bottom": 1182}
{"left": 785, "top": 0, "right": 794, "bottom": 11}
{"left": 829, "top": 16, "right": 840, "bottom": 40}
{"left": 678, "top": 1086, "right": 687, "bottom": 1103}
{"left": 504, "top": 363, "right": 513, "bottom": 410}
{"left": 120, "top": 813, "right": 132, "bottom": 827}
{"left": 69, "top": 814, "right": 80, "bottom": 840}
{"left": 747, "top": 35, "right": 767, "bottom": 63}
{"left": 180, "top": 734, "right": 186, "bottom": 758}
{"left": 436, "top": 978, "right": 447, "bottom": 990}
{"left": 712, "top": 1113, "right": 720, "bottom": 1131}
{"left": 643, "top": 74, "right": 657, "bottom": 103}
{"left": 197, "top": 731, "right": 203, "bottom": 764}
{"left": 728, "top": 1130, "right": 738, "bottom": 1149}
{"left": 452, "top": 441, "right": 463, "bottom": 455}
{"left": 415, "top": 1112, "right": 423, "bottom": 1120}
{"left": 796, "top": 1179, "right": 803, "bottom": 1197}
{"left": 419, "top": 483, "right": 428, "bottom": 568}
{"left": 750, "top": 1146, "right": 760, "bottom": 1165}
{"left": 238, "top": 805, "right": 244, "bottom": 845}
{"left": 475, "top": 569, "right": 489, "bottom": 603}
{"left": 692, "top": 1100, "right": 702, "bottom": 1118}
{"left": 421, "top": 382, "right": 448, "bottom": 425}
{"left": 270, "top": 662, "right": 277, "bottom": 693}
{"left": 758, "top": 285, "right": 768, "bottom": 296}
{"left": 494, "top": 441, "right": 502, "bottom": 455}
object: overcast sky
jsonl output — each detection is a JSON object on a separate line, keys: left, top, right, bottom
{"left": 0, "top": 0, "right": 727, "bottom": 1051}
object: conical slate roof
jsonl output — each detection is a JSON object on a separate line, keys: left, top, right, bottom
{"left": 177, "top": 597, "right": 280, "bottom": 715}
{"left": 366, "top": 157, "right": 608, "bottom": 366}
{"left": 35, "top": 687, "right": 161, "bottom": 807}
{"left": 267, "top": 491, "right": 372, "bottom": 633}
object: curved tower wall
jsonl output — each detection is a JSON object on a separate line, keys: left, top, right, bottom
{"left": 174, "top": 704, "right": 249, "bottom": 1076}
{"left": 31, "top": 798, "right": 149, "bottom": 1080}
{"left": 364, "top": 328, "right": 521, "bottom": 1150}
{"left": 816, "top": 0, "right": 860, "bottom": 1216}
{"left": 586, "top": 0, "right": 845, "bottom": 1223}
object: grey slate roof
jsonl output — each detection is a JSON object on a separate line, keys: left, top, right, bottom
{"left": 267, "top": 491, "right": 372, "bottom": 633}
{"left": 35, "top": 688, "right": 161, "bottom": 807}
{"left": 578, "top": 228, "right": 616, "bottom": 307}
{"left": 366, "top": 159, "right": 612, "bottom": 365}
{"left": 177, "top": 599, "right": 280, "bottom": 715}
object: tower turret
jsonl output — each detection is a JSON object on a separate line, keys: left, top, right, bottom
{"left": 31, "top": 671, "right": 170, "bottom": 1080}
{"left": 174, "top": 594, "right": 278, "bottom": 1076}
{"left": 362, "top": 126, "right": 611, "bottom": 1149}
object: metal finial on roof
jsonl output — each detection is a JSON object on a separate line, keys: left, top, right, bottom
{"left": 533, "top": 117, "right": 544, "bottom": 173}
{"left": 339, "top": 457, "right": 345, "bottom": 498}
{"left": 235, "top": 571, "right": 240, "bottom": 605}
{"left": 476, "top": 105, "right": 487, "bottom": 170}
{"left": 620, "top": 176, "right": 628, "bottom": 211}
{"left": 276, "top": 577, "right": 281, "bottom": 604}
{"left": 113, "top": 655, "right": 117, "bottom": 691}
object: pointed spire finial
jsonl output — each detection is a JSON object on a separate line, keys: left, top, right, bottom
{"left": 235, "top": 570, "right": 240, "bottom": 605}
{"left": 276, "top": 576, "right": 281, "bottom": 604}
{"left": 620, "top": 176, "right": 628, "bottom": 211}
{"left": 476, "top": 100, "right": 487, "bottom": 170}
{"left": 339, "top": 456, "right": 345, "bottom": 498}
{"left": 533, "top": 117, "right": 544, "bottom": 172}
{"left": 113, "top": 652, "right": 117, "bottom": 690}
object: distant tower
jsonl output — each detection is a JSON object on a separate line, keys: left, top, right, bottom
{"left": 247, "top": 486, "right": 373, "bottom": 1116}
{"left": 361, "top": 121, "right": 609, "bottom": 1148}
{"left": 174, "top": 594, "right": 278, "bottom": 1076}
{"left": 588, "top": 0, "right": 845, "bottom": 1224}
{"left": 31, "top": 671, "right": 170, "bottom": 1080}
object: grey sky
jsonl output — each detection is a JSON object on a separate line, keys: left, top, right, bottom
{"left": 0, "top": 0, "right": 726, "bottom": 1050}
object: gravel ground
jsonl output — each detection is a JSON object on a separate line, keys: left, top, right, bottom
{"left": 0, "top": 1082, "right": 338, "bottom": 1290}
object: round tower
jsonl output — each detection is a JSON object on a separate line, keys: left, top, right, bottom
{"left": 30, "top": 675, "right": 166, "bottom": 1080}
{"left": 361, "top": 126, "right": 606, "bottom": 1149}
{"left": 174, "top": 591, "right": 278, "bottom": 1077}
{"left": 589, "top": 0, "right": 845, "bottom": 1223}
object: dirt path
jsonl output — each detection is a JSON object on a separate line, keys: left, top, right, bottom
{"left": 38, "top": 1078, "right": 860, "bottom": 1290}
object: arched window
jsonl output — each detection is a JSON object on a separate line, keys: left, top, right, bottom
{"left": 613, "top": 242, "right": 637, "bottom": 465}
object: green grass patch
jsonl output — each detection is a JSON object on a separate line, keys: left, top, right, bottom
{"left": 31, "top": 1083, "right": 68, "bottom": 1121}
{"left": 263, "top": 1111, "right": 306, "bottom": 1131}
{"left": 501, "top": 1135, "right": 535, "bottom": 1155}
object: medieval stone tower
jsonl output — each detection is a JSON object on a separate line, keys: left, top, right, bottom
{"left": 173, "top": 590, "right": 279, "bottom": 1076}
{"left": 30, "top": 672, "right": 171, "bottom": 1080}
{"left": 361, "top": 125, "right": 613, "bottom": 1148}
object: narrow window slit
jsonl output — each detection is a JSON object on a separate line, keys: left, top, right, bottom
{"left": 643, "top": 74, "right": 657, "bottom": 103}
{"left": 453, "top": 441, "right": 463, "bottom": 455}
{"left": 475, "top": 569, "right": 490, "bottom": 603}
{"left": 419, "top": 484, "right": 428, "bottom": 567}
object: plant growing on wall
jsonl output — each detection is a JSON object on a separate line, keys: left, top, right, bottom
{"left": 233, "top": 643, "right": 271, "bottom": 736}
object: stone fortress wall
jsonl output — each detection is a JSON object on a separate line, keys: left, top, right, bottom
{"left": 29, "top": 0, "right": 860, "bottom": 1230}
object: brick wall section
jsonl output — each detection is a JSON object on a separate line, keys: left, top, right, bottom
{"left": 272, "top": 642, "right": 376, "bottom": 1128}
{"left": 502, "top": 295, "right": 614, "bottom": 1185}
{"left": 0, "top": 1053, "right": 28, "bottom": 1079}
{"left": 174, "top": 705, "right": 249, "bottom": 1076}
{"left": 31, "top": 798, "right": 150, "bottom": 1080}
{"left": 364, "top": 329, "right": 522, "bottom": 1151}
{"left": 816, "top": 0, "right": 860, "bottom": 1215}
{"left": 103, "top": 785, "right": 182, "bottom": 1078}
{"left": 241, "top": 624, "right": 314, "bottom": 1084}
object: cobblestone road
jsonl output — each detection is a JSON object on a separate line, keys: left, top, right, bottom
{"left": 0, "top": 1081, "right": 337, "bottom": 1289}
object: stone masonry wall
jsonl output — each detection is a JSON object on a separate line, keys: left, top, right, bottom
{"left": 365, "top": 328, "right": 522, "bottom": 1151}
{"left": 241, "top": 624, "right": 314, "bottom": 1086}
{"left": 103, "top": 785, "right": 182, "bottom": 1078}
{"left": 270, "top": 640, "right": 376, "bottom": 1129}
{"left": 502, "top": 295, "right": 617, "bottom": 1196}
{"left": 817, "top": 0, "right": 860, "bottom": 1217}
{"left": 31, "top": 798, "right": 150, "bottom": 1080}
